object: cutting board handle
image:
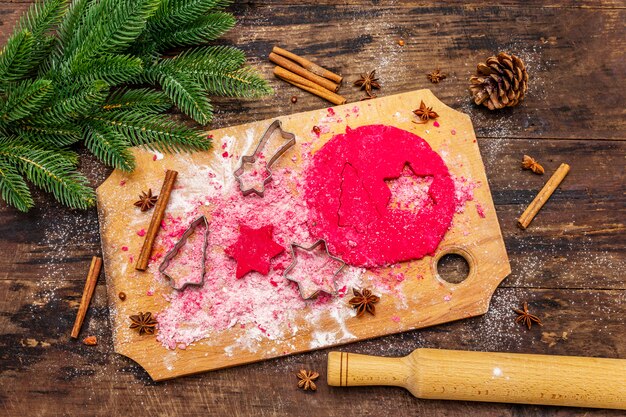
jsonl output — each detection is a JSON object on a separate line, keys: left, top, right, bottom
{"left": 327, "top": 349, "right": 626, "bottom": 409}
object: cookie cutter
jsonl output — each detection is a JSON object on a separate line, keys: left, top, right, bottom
{"left": 234, "top": 119, "right": 296, "bottom": 197}
{"left": 283, "top": 239, "right": 346, "bottom": 300}
{"left": 158, "top": 215, "right": 210, "bottom": 291}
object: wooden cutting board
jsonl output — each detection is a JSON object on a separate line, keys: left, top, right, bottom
{"left": 97, "top": 89, "right": 510, "bottom": 381}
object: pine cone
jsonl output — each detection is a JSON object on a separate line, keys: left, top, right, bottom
{"left": 469, "top": 52, "right": 528, "bottom": 110}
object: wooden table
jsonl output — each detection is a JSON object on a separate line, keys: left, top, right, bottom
{"left": 0, "top": 1, "right": 624, "bottom": 416}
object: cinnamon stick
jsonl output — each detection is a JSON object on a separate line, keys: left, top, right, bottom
{"left": 269, "top": 52, "right": 340, "bottom": 92}
{"left": 70, "top": 256, "right": 102, "bottom": 339}
{"left": 274, "top": 66, "right": 346, "bottom": 105}
{"left": 272, "top": 46, "right": 343, "bottom": 84}
{"left": 136, "top": 169, "right": 178, "bottom": 271}
{"left": 518, "top": 163, "right": 570, "bottom": 229}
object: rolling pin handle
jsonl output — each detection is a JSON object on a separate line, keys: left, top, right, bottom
{"left": 327, "top": 351, "right": 412, "bottom": 389}
{"left": 327, "top": 349, "right": 626, "bottom": 410}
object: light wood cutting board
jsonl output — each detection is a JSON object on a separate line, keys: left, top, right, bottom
{"left": 97, "top": 89, "right": 510, "bottom": 381}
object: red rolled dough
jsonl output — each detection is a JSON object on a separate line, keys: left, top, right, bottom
{"left": 305, "top": 124, "right": 455, "bottom": 267}
{"left": 225, "top": 224, "right": 285, "bottom": 279}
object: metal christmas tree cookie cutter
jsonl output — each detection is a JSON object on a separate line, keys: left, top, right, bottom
{"left": 158, "top": 215, "right": 210, "bottom": 291}
{"left": 234, "top": 119, "right": 296, "bottom": 197}
{"left": 283, "top": 239, "right": 346, "bottom": 300}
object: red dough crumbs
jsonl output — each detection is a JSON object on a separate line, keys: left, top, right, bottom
{"left": 305, "top": 124, "right": 456, "bottom": 267}
{"left": 150, "top": 121, "right": 478, "bottom": 350}
{"left": 226, "top": 224, "right": 284, "bottom": 279}
{"left": 153, "top": 167, "right": 365, "bottom": 350}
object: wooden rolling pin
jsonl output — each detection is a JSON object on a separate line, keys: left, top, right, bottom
{"left": 327, "top": 349, "right": 626, "bottom": 409}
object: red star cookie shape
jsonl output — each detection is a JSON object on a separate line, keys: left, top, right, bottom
{"left": 225, "top": 224, "right": 284, "bottom": 279}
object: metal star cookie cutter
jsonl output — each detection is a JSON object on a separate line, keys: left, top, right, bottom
{"left": 234, "top": 119, "right": 296, "bottom": 197}
{"left": 283, "top": 239, "right": 346, "bottom": 300}
{"left": 158, "top": 215, "right": 210, "bottom": 291}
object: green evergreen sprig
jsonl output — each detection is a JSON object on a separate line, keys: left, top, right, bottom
{"left": 0, "top": 0, "right": 272, "bottom": 212}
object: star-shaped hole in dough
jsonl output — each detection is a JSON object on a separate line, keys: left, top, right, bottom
{"left": 284, "top": 240, "right": 346, "bottom": 299}
{"left": 385, "top": 164, "right": 434, "bottom": 211}
{"left": 225, "top": 224, "right": 284, "bottom": 279}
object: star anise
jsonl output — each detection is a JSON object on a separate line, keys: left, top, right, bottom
{"left": 521, "top": 155, "right": 545, "bottom": 175}
{"left": 354, "top": 70, "right": 381, "bottom": 98}
{"left": 296, "top": 369, "right": 319, "bottom": 391}
{"left": 513, "top": 302, "right": 543, "bottom": 330}
{"left": 412, "top": 100, "right": 439, "bottom": 124}
{"left": 134, "top": 189, "right": 158, "bottom": 211}
{"left": 427, "top": 69, "right": 447, "bottom": 84}
{"left": 349, "top": 288, "right": 380, "bottom": 317}
{"left": 129, "top": 312, "right": 158, "bottom": 335}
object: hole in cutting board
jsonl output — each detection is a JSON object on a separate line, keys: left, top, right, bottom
{"left": 436, "top": 253, "right": 470, "bottom": 284}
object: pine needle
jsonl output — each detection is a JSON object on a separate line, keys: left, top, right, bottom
{"left": 0, "top": 0, "right": 271, "bottom": 212}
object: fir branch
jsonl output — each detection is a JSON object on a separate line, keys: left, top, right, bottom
{"left": 0, "top": 138, "right": 94, "bottom": 209}
{"left": 0, "top": 0, "right": 272, "bottom": 212}
{"left": 67, "top": 54, "right": 143, "bottom": 85}
{"left": 148, "top": 0, "right": 231, "bottom": 32}
{"left": 0, "top": 31, "right": 35, "bottom": 84}
{"left": 18, "top": 0, "right": 67, "bottom": 38}
{"left": 142, "top": 65, "right": 213, "bottom": 125}
{"left": 91, "top": 110, "right": 211, "bottom": 153}
{"left": 29, "top": 35, "right": 58, "bottom": 75}
{"left": 84, "top": 120, "right": 135, "bottom": 172}
{"left": 0, "top": 156, "right": 34, "bottom": 212}
{"left": 54, "top": 0, "right": 89, "bottom": 60}
{"left": 15, "top": 123, "right": 83, "bottom": 147}
{"left": 165, "top": 46, "right": 246, "bottom": 73}
{"left": 68, "top": 0, "right": 160, "bottom": 62}
{"left": 1, "top": 79, "right": 54, "bottom": 123}
{"left": 151, "top": 12, "right": 235, "bottom": 50}
{"left": 11, "top": 0, "right": 67, "bottom": 77}
{"left": 29, "top": 80, "right": 109, "bottom": 125}
{"left": 189, "top": 66, "right": 273, "bottom": 98}
{"left": 160, "top": 48, "right": 272, "bottom": 98}
{"left": 104, "top": 88, "right": 172, "bottom": 114}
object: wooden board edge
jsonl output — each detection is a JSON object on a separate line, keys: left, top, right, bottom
{"left": 96, "top": 89, "right": 513, "bottom": 380}
{"left": 118, "top": 300, "right": 495, "bottom": 382}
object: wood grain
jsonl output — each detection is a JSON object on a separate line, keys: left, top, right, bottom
{"left": 221, "top": 3, "right": 626, "bottom": 141}
{"left": 0, "top": 0, "right": 624, "bottom": 415}
{"left": 97, "top": 90, "right": 510, "bottom": 380}
{"left": 327, "top": 350, "right": 626, "bottom": 409}
{"left": 0, "top": 4, "right": 622, "bottom": 142}
{"left": 1, "top": 280, "right": 624, "bottom": 416}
